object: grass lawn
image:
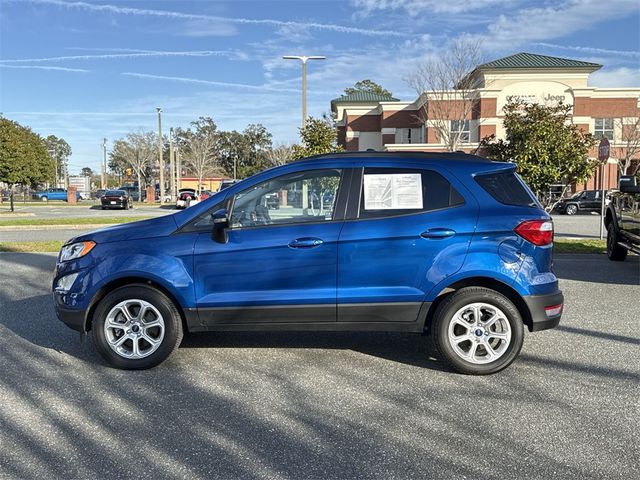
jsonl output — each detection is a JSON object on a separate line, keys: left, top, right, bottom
{"left": 0, "top": 241, "right": 64, "bottom": 252}
{"left": 554, "top": 238, "right": 606, "bottom": 254}
{"left": 0, "top": 216, "right": 153, "bottom": 226}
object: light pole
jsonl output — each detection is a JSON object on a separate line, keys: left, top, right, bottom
{"left": 156, "top": 107, "right": 164, "bottom": 204}
{"left": 169, "top": 127, "right": 176, "bottom": 200}
{"left": 282, "top": 55, "right": 325, "bottom": 130}
{"left": 101, "top": 138, "right": 107, "bottom": 189}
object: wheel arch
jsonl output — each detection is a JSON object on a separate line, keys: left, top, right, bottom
{"left": 424, "top": 276, "right": 533, "bottom": 333}
{"left": 85, "top": 276, "right": 187, "bottom": 333}
{"left": 604, "top": 205, "right": 618, "bottom": 231}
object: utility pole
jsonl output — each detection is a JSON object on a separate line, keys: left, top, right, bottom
{"left": 101, "top": 138, "right": 107, "bottom": 189}
{"left": 169, "top": 128, "right": 176, "bottom": 200}
{"left": 156, "top": 107, "right": 164, "bottom": 204}
{"left": 282, "top": 55, "right": 326, "bottom": 130}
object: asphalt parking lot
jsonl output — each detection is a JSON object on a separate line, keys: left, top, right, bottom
{"left": 0, "top": 253, "right": 638, "bottom": 480}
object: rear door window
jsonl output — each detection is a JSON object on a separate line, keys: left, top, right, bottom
{"left": 358, "top": 168, "right": 465, "bottom": 219}
{"left": 475, "top": 171, "right": 537, "bottom": 207}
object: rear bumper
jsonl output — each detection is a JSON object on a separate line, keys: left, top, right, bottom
{"left": 523, "top": 291, "right": 564, "bottom": 332}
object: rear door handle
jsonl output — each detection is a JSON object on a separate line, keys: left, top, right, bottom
{"left": 421, "top": 228, "right": 456, "bottom": 239}
{"left": 288, "top": 237, "right": 324, "bottom": 248}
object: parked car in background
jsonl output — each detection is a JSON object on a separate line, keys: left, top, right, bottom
{"left": 53, "top": 152, "right": 563, "bottom": 374}
{"left": 118, "top": 186, "right": 142, "bottom": 202}
{"left": 34, "top": 188, "right": 81, "bottom": 202}
{"left": 604, "top": 175, "right": 640, "bottom": 261}
{"left": 176, "top": 188, "right": 198, "bottom": 209}
{"left": 554, "top": 189, "right": 606, "bottom": 215}
{"left": 92, "top": 189, "right": 107, "bottom": 200}
{"left": 217, "top": 179, "right": 239, "bottom": 192}
{"left": 100, "top": 189, "right": 132, "bottom": 210}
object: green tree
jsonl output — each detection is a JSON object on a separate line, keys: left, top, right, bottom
{"left": 110, "top": 131, "right": 156, "bottom": 201}
{"left": 480, "top": 101, "right": 597, "bottom": 208}
{"left": 0, "top": 118, "right": 54, "bottom": 188}
{"left": 81, "top": 167, "right": 94, "bottom": 177}
{"left": 293, "top": 116, "right": 343, "bottom": 159}
{"left": 216, "top": 124, "right": 273, "bottom": 179}
{"left": 344, "top": 79, "right": 393, "bottom": 98}
{"left": 44, "top": 135, "right": 72, "bottom": 184}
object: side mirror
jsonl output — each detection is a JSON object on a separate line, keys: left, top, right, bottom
{"left": 211, "top": 208, "right": 229, "bottom": 244}
{"left": 619, "top": 176, "right": 640, "bottom": 194}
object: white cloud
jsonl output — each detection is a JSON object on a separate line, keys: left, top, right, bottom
{"left": 478, "top": 0, "right": 640, "bottom": 48}
{"left": 589, "top": 67, "right": 640, "bottom": 87}
{"left": 0, "top": 64, "right": 90, "bottom": 72}
{"left": 18, "top": 0, "right": 414, "bottom": 37}
{"left": 352, "top": 0, "right": 514, "bottom": 16}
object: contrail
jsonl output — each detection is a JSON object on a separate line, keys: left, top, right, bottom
{"left": 0, "top": 64, "right": 90, "bottom": 72}
{"left": 16, "top": 0, "right": 413, "bottom": 37}
{"left": 0, "top": 50, "right": 233, "bottom": 63}
{"left": 122, "top": 72, "right": 301, "bottom": 93}
{"left": 535, "top": 43, "right": 640, "bottom": 59}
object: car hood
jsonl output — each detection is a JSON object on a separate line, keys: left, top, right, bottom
{"left": 67, "top": 214, "right": 179, "bottom": 245}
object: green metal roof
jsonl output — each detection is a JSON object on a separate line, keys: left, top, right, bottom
{"left": 331, "top": 91, "right": 399, "bottom": 104}
{"left": 477, "top": 52, "right": 602, "bottom": 70}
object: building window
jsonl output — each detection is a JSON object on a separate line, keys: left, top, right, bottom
{"left": 395, "top": 128, "right": 422, "bottom": 144}
{"left": 451, "top": 120, "right": 470, "bottom": 143}
{"left": 594, "top": 118, "right": 614, "bottom": 140}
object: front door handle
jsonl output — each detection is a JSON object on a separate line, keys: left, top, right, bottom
{"left": 289, "top": 237, "right": 324, "bottom": 248}
{"left": 421, "top": 228, "right": 456, "bottom": 239}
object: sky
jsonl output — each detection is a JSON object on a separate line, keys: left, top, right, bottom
{"left": 0, "top": 0, "right": 639, "bottom": 174}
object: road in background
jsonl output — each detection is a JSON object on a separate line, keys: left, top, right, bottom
{"left": 0, "top": 204, "right": 174, "bottom": 221}
{"left": 551, "top": 213, "right": 602, "bottom": 238}
{"left": 0, "top": 253, "right": 638, "bottom": 479}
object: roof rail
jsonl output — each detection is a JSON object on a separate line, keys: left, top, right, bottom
{"left": 292, "top": 151, "right": 492, "bottom": 163}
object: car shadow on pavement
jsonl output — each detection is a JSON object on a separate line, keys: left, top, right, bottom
{"left": 555, "top": 325, "right": 640, "bottom": 346}
{"left": 554, "top": 253, "right": 640, "bottom": 285}
{"left": 181, "top": 331, "right": 449, "bottom": 371}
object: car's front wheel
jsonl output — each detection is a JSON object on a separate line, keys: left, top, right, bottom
{"left": 92, "top": 285, "right": 183, "bottom": 369}
{"left": 565, "top": 204, "right": 578, "bottom": 215}
{"left": 432, "top": 287, "right": 524, "bottom": 375}
{"left": 607, "top": 225, "right": 627, "bottom": 261}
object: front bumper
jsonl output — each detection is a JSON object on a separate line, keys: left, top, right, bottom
{"left": 523, "top": 290, "right": 564, "bottom": 332}
{"left": 53, "top": 292, "right": 87, "bottom": 332}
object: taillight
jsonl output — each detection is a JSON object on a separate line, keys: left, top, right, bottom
{"left": 514, "top": 220, "right": 554, "bottom": 246}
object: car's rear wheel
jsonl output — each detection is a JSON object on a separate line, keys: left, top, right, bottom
{"left": 432, "top": 287, "right": 524, "bottom": 375}
{"left": 93, "top": 285, "right": 183, "bottom": 369}
{"left": 607, "top": 225, "right": 627, "bottom": 261}
{"left": 565, "top": 204, "right": 578, "bottom": 215}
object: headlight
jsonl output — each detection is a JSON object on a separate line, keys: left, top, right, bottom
{"left": 59, "top": 241, "right": 96, "bottom": 262}
{"left": 55, "top": 272, "right": 79, "bottom": 292}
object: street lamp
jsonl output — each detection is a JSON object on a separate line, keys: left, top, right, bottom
{"left": 156, "top": 107, "right": 164, "bottom": 204}
{"left": 282, "top": 55, "right": 326, "bottom": 130}
{"left": 101, "top": 138, "right": 107, "bottom": 190}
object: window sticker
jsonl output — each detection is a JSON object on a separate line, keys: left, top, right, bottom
{"left": 363, "top": 173, "right": 423, "bottom": 210}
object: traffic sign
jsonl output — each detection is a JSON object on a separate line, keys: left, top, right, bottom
{"left": 598, "top": 136, "right": 610, "bottom": 162}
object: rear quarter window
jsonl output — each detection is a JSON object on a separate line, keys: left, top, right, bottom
{"left": 475, "top": 171, "right": 537, "bottom": 207}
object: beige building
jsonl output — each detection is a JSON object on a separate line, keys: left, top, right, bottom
{"left": 332, "top": 53, "right": 640, "bottom": 190}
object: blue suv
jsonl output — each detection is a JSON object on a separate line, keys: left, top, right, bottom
{"left": 53, "top": 153, "right": 563, "bottom": 374}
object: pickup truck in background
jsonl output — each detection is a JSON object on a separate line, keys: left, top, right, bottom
{"left": 605, "top": 175, "right": 640, "bottom": 261}
{"left": 34, "top": 188, "right": 82, "bottom": 202}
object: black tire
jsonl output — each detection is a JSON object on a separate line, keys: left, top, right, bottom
{"left": 92, "top": 284, "right": 183, "bottom": 369}
{"left": 431, "top": 287, "right": 525, "bottom": 375}
{"left": 607, "top": 224, "right": 627, "bottom": 261}
{"left": 565, "top": 204, "right": 578, "bottom": 215}
{"left": 101, "top": 206, "right": 106, "bottom": 210}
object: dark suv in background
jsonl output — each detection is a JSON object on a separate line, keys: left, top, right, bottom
{"left": 605, "top": 175, "right": 640, "bottom": 261}
{"left": 555, "top": 189, "right": 605, "bottom": 215}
